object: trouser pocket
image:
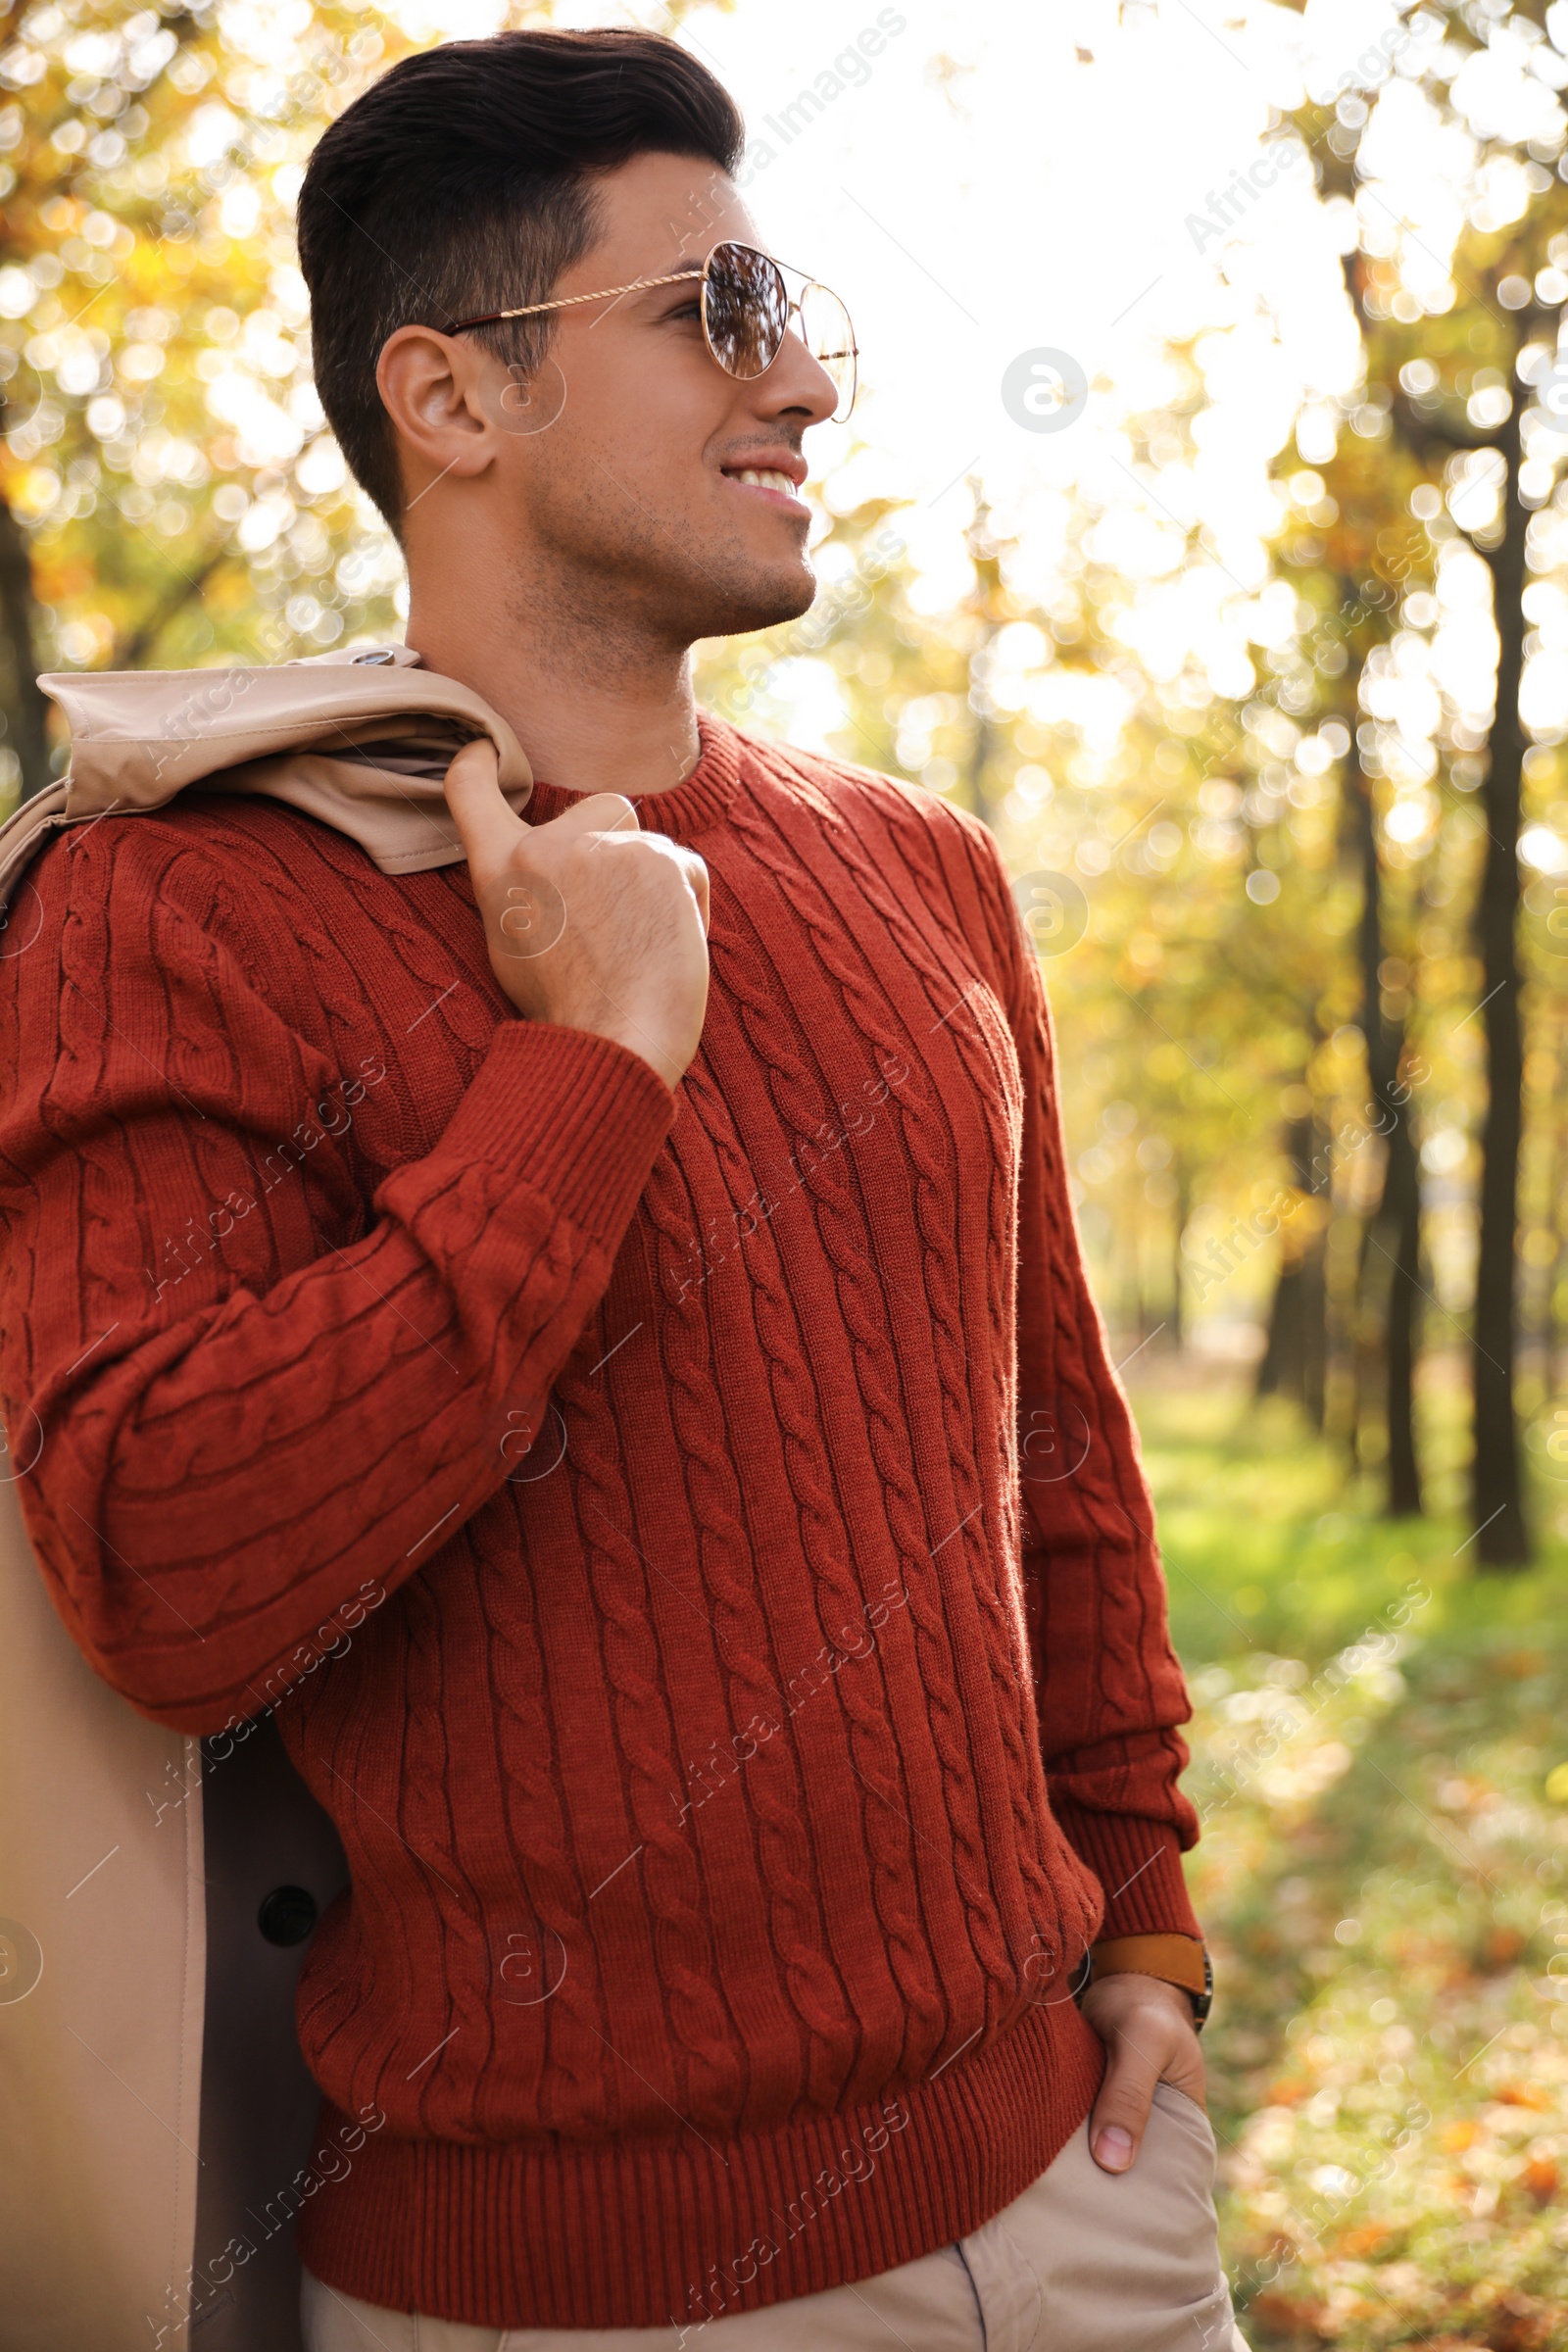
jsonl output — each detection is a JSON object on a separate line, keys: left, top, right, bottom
{"left": 957, "top": 2085, "right": 1248, "bottom": 2352}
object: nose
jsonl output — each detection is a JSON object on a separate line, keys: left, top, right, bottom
{"left": 758, "top": 321, "right": 843, "bottom": 428}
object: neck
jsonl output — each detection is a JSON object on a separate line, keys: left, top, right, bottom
{"left": 404, "top": 558, "right": 703, "bottom": 802}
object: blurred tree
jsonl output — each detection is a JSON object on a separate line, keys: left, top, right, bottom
{"left": 1254, "top": 1100, "right": 1328, "bottom": 1426}
{"left": 697, "top": 418, "right": 1360, "bottom": 1380}
{"left": 0, "top": 0, "right": 421, "bottom": 805}
{"left": 0, "top": 0, "right": 710, "bottom": 807}
{"left": 1254, "top": 506, "right": 1430, "bottom": 1504}
{"left": 1290, "top": 2, "right": 1568, "bottom": 1562}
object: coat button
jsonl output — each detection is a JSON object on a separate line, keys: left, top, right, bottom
{"left": 257, "top": 1885, "right": 318, "bottom": 1946}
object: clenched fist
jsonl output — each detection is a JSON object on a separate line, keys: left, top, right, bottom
{"left": 443, "top": 737, "right": 710, "bottom": 1088}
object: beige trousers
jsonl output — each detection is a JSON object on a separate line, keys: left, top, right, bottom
{"left": 302, "top": 2082, "right": 1249, "bottom": 2352}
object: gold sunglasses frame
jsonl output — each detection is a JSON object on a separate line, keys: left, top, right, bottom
{"left": 447, "top": 238, "right": 858, "bottom": 420}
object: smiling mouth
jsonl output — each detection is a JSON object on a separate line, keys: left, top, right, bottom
{"left": 722, "top": 466, "right": 808, "bottom": 507}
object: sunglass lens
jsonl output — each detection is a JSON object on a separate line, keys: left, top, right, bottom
{"left": 704, "top": 241, "right": 790, "bottom": 379}
{"left": 798, "top": 282, "right": 858, "bottom": 421}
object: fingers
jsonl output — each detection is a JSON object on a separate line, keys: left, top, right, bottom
{"left": 445, "top": 756, "right": 700, "bottom": 961}
{"left": 678, "top": 845, "right": 711, "bottom": 937}
{"left": 442, "top": 737, "right": 524, "bottom": 870}
{"left": 1088, "top": 2022, "right": 1162, "bottom": 2175}
{"left": 444, "top": 749, "right": 644, "bottom": 890}
{"left": 551, "top": 792, "right": 641, "bottom": 841}
{"left": 537, "top": 797, "right": 705, "bottom": 936}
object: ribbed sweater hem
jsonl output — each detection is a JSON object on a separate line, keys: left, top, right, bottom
{"left": 296, "top": 1995, "right": 1107, "bottom": 2329}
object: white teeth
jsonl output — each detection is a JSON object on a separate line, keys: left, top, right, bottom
{"left": 734, "top": 467, "right": 798, "bottom": 494}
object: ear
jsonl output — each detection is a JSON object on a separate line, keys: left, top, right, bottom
{"left": 375, "top": 324, "right": 497, "bottom": 504}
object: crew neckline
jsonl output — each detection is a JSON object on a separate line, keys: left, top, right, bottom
{"left": 523, "top": 711, "right": 743, "bottom": 841}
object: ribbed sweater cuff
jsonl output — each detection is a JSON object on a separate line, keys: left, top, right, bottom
{"left": 440, "top": 1018, "right": 675, "bottom": 1247}
{"left": 1050, "top": 1802, "right": 1202, "bottom": 1941}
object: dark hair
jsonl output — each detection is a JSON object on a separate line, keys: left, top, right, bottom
{"left": 297, "top": 28, "right": 745, "bottom": 531}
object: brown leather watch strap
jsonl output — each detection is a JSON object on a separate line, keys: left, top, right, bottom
{"left": 1088, "top": 1933, "right": 1208, "bottom": 1997}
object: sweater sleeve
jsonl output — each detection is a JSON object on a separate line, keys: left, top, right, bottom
{"left": 0, "top": 822, "right": 675, "bottom": 1737}
{"left": 982, "top": 841, "right": 1202, "bottom": 1945}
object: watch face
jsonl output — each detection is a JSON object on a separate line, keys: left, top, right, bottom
{"left": 1191, "top": 1945, "right": 1214, "bottom": 2029}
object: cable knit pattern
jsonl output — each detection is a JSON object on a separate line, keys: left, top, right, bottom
{"left": 675, "top": 1054, "right": 949, "bottom": 2093}
{"left": 726, "top": 772, "right": 1067, "bottom": 1966}
{"left": 0, "top": 714, "right": 1200, "bottom": 2329}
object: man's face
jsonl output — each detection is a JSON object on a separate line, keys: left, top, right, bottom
{"left": 480, "top": 152, "right": 842, "bottom": 649}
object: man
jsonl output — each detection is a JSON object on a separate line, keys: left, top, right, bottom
{"left": 0, "top": 25, "right": 1244, "bottom": 2351}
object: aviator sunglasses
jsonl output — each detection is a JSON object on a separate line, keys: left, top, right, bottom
{"left": 448, "top": 238, "right": 858, "bottom": 424}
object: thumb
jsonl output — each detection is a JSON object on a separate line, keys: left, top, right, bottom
{"left": 442, "top": 736, "right": 525, "bottom": 872}
{"left": 1088, "top": 2031, "right": 1160, "bottom": 2175}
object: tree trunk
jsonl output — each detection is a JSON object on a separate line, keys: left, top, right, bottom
{"left": 1257, "top": 1109, "right": 1309, "bottom": 1402}
{"left": 0, "top": 490, "right": 52, "bottom": 802}
{"left": 1383, "top": 1098, "right": 1423, "bottom": 1515}
{"left": 1255, "top": 1254, "right": 1304, "bottom": 1403}
{"left": 1302, "top": 1150, "right": 1328, "bottom": 1432}
{"left": 1255, "top": 1107, "right": 1328, "bottom": 1424}
{"left": 1348, "top": 747, "right": 1423, "bottom": 1515}
{"left": 1473, "top": 396, "right": 1531, "bottom": 1564}
{"left": 112, "top": 543, "right": 230, "bottom": 671}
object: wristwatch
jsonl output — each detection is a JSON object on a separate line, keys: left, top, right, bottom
{"left": 1190, "top": 1943, "right": 1214, "bottom": 2032}
{"left": 1080, "top": 1934, "right": 1213, "bottom": 2033}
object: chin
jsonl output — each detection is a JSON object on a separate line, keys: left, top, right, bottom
{"left": 685, "top": 555, "right": 819, "bottom": 641}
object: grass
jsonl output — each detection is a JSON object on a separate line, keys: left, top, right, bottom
{"left": 1130, "top": 1362, "right": 1568, "bottom": 2351}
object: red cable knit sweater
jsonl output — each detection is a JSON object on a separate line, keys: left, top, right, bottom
{"left": 0, "top": 715, "right": 1200, "bottom": 2329}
